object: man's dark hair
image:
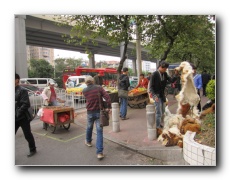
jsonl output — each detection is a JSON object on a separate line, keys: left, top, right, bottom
{"left": 159, "top": 61, "right": 169, "bottom": 68}
{"left": 15, "top": 73, "right": 20, "bottom": 80}
{"left": 123, "top": 67, "right": 128, "bottom": 72}
{"left": 190, "top": 63, "right": 197, "bottom": 70}
{"left": 140, "top": 73, "right": 144, "bottom": 76}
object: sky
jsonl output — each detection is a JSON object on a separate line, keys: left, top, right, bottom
{"left": 1, "top": 0, "right": 229, "bottom": 179}
{"left": 54, "top": 49, "right": 121, "bottom": 61}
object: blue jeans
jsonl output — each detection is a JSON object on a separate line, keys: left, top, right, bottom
{"left": 120, "top": 97, "right": 128, "bottom": 118}
{"left": 86, "top": 112, "right": 103, "bottom": 154}
{"left": 50, "top": 100, "right": 59, "bottom": 106}
{"left": 154, "top": 98, "right": 165, "bottom": 128}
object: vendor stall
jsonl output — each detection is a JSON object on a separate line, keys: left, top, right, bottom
{"left": 40, "top": 106, "right": 75, "bottom": 133}
{"left": 128, "top": 89, "right": 149, "bottom": 108}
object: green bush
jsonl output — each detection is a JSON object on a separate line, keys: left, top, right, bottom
{"left": 206, "top": 79, "right": 215, "bottom": 101}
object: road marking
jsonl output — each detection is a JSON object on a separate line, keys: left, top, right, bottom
{"left": 32, "top": 131, "right": 86, "bottom": 143}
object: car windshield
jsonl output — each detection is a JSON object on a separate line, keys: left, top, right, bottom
{"left": 75, "top": 83, "right": 87, "bottom": 88}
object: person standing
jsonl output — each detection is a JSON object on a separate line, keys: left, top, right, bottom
{"left": 15, "top": 73, "right": 37, "bottom": 157}
{"left": 94, "top": 71, "right": 104, "bottom": 86}
{"left": 172, "top": 69, "right": 181, "bottom": 98}
{"left": 146, "top": 72, "right": 152, "bottom": 81}
{"left": 201, "top": 70, "right": 211, "bottom": 96}
{"left": 191, "top": 64, "right": 202, "bottom": 112}
{"left": 136, "top": 73, "right": 149, "bottom": 89}
{"left": 149, "top": 61, "right": 172, "bottom": 128}
{"left": 41, "top": 80, "right": 65, "bottom": 129}
{"left": 82, "top": 76, "right": 111, "bottom": 160}
{"left": 118, "top": 67, "right": 130, "bottom": 120}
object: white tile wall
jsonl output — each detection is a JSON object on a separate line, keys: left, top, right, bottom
{"left": 183, "top": 131, "right": 216, "bottom": 166}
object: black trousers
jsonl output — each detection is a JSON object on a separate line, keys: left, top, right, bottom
{"left": 15, "top": 119, "right": 36, "bottom": 152}
{"left": 197, "top": 89, "right": 201, "bottom": 112}
{"left": 202, "top": 83, "right": 207, "bottom": 96}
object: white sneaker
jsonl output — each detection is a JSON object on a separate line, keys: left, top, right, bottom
{"left": 97, "top": 153, "right": 104, "bottom": 160}
{"left": 85, "top": 140, "right": 92, "bottom": 147}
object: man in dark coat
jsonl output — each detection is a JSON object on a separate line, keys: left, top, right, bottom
{"left": 15, "top": 73, "right": 37, "bottom": 157}
{"left": 149, "top": 61, "right": 172, "bottom": 128}
{"left": 201, "top": 70, "right": 211, "bottom": 96}
{"left": 94, "top": 71, "right": 104, "bottom": 86}
{"left": 118, "top": 67, "right": 130, "bottom": 120}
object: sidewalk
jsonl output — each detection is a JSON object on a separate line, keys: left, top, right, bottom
{"left": 74, "top": 93, "right": 208, "bottom": 164}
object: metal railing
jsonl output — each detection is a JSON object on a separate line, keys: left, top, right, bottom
{"left": 28, "top": 88, "right": 86, "bottom": 114}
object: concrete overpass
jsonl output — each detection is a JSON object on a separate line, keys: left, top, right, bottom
{"left": 15, "top": 15, "right": 156, "bottom": 78}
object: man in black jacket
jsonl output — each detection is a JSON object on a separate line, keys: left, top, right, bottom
{"left": 201, "top": 70, "right": 211, "bottom": 96}
{"left": 118, "top": 67, "right": 130, "bottom": 120}
{"left": 149, "top": 61, "right": 172, "bottom": 128}
{"left": 15, "top": 73, "right": 36, "bottom": 157}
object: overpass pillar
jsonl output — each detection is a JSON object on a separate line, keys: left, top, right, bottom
{"left": 15, "top": 15, "right": 28, "bottom": 78}
{"left": 88, "top": 53, "right": 95, "bottom": 68}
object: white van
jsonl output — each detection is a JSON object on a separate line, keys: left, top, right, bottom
{"left": 65, "top": 76, "right": 88, "bottom": 88}
{"left": 20, "top": 78, "right": 58, "bottom": 89}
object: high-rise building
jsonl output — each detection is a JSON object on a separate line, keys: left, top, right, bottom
{"left": 27, "top": 46, "right": 54, "bottom": 65}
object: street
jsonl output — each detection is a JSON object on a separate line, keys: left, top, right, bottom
{"left": 15, "top": 118, "right": 164, "bottom": 166}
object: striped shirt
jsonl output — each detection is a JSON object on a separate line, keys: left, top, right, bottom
{"left": 83, "top": 84, "right": 111, "bottom": 113}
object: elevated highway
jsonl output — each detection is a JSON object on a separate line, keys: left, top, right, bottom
{"left": 16, "top": 15, "right": 157, "bottom": 78}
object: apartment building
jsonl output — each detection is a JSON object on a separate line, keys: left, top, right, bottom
{"left": 27, "top": 46, "right": 54, "bottom": 65}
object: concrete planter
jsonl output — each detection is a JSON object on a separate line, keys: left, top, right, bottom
{"left": 183, "top": 131, "right": 216, "bottom": 166}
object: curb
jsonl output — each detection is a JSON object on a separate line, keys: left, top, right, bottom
{"left": 74, "top": 120, "right": 187, "bottom": 165}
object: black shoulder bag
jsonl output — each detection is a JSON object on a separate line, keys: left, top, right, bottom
{"left": 98, "top": 88, "right": 109, "bottom": 127}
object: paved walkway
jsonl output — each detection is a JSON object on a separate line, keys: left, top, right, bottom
{"left": 74, "top": 93, "right": 208, "bottom": 164}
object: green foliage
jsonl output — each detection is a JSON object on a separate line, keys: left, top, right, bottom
{"left": 203, "top": 113, "right": 215, "bottom": 129}
{"left": 196, "top": 113, "right": 215, "bottom": 148}
{"left": 55, "top": 15, "right": 158, "bottom": 73}
{"left": 54, "top": 57, "right": 83, "bottom": 79}
{"left": 28, "top": 58, "right": 84, "bottom": 88}
{"left": 95, "top": 61, "right": 108, "bottom": 68}
{"left": 28, "top": 59, "right": 54, "bottom": 78}
{"left": 55, "top": 15, "right": 215, "bottom": 74}
{"left": 206, "top": 79, "right": 215, "bottom": 100}
{"left": 145, "top": 15, "right": 215, "bottom": 74}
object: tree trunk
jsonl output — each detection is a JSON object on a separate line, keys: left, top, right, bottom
{"left": 117, "top": 41, "right": 128, "bottom": 74}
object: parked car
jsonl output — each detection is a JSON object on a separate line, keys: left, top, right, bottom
{"left": 20, "top": 84, "right": 43, "bottom": 111}
{"left": 20, "top": 78, "right": 58, "bottom": 89}
{"left": 65, "top": 76, "right": 88, "bottom": 89}
{"left": 66, "top": 83, "right": 87, "bottom": 95}
{"left": 20, "top": 84, "right": 43, "bottom": 95}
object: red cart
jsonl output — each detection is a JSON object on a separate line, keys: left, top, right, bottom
{"left": 40, "top": 106, "right": 75, "bottom": 133}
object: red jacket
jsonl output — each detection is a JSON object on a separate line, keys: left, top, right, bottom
{"left": 136, "top": 78, "right": 149, "bottom": 89}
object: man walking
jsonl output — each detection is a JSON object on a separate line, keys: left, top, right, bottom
{"left": 82, "top": 76, "right": 111, "bottom": 160}
{"left": 15, "top": 73, "right": 37, "bottom": 157}
{"left": 149, "top": 61, "right": 171, "bottom": 128}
